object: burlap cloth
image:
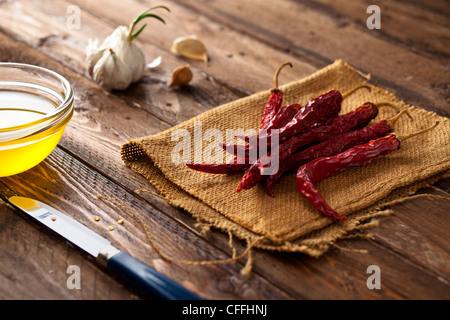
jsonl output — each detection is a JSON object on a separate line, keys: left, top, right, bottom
{"left": 121, "top": 60, "right": 450, "bottom": 258}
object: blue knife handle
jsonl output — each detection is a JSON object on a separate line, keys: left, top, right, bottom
{"left": 107, "top": 251, "right": 202, "bottom": 300}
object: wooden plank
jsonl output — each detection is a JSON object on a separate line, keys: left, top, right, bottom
{"left": 2, "top": 148, "right": 449, "bottom": 300}
{"left": 175, "top": 0, "right": 450, "bottom": 116}
{"left": 0, "top": 198, "right": 137, "bottom": 299}
{"left": 302, "top": 0, "right": 450, "bottom": 65}
{"left": 0, "top": 0, "right": 315, "bottom": 97}
{"left": 372, "top": 193, "right": 450, "bottom": 278}
{"left": 0, "top": 148, "right": 292, "bottom": 300}
{"left": 249, "top": 232, "right": 450, "bottom": 299}
{"left": 394, "top": 0, "right": 450, "bottom": 18}
{"left": 435, "top": 177, "right": 450, "bottom": 193}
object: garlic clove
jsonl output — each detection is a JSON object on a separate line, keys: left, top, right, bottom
{"left": 93, "top": 48, "right": 133, "bottom": 91}
{"left": 170, "top": 35, "right": 208, "bottom": 62}
{"left": 86, "top": 27, "right": 128, "bottom": 79}
{"left": 108, "top": 26, "right": 146, "bottom": 83}
{"left": 119, "top": 47, "right": 145, "bottom": 82}
{"left": 85, "top": 38, "right": 105, "bottom": 77}
{"left": 126, "top": 43, "right": 146, "bottom": 83}
{"left": 169, "top": 64, "right": 193, "bottom": 87}
{"left": 101, "top": 26, "right": 126, "bottom": 49}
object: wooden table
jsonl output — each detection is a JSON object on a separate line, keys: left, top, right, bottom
{"left": 0, "top": 0, "right": 449, "bottom": 300}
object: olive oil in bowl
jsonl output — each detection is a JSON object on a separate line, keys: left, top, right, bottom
{"left": 0, "top": 63, "right": 74, "bottom": 177}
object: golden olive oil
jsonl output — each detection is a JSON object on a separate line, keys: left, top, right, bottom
{"left": 0, "top": 90, "right": 65, "bottom": 177}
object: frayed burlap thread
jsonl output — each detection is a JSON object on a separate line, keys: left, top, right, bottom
{"left": 121, "top": 59, "right": 450, "bottom": 258}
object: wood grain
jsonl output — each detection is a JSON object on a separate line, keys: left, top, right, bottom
{"left": 0, "top": 148, "right": 292, "bottom": 300}
{"left": 0, "top": 197, "right": 137, "bottom": 299}
{"left": 309, "top": 0, "right": 450, "bottom": 65}
{"left": 176, "top": 0, "right": 450, "bottom": 116}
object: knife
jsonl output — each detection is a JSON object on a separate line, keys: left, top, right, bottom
{"left": 7, "top": 196, "right": 202, "bottom": 300}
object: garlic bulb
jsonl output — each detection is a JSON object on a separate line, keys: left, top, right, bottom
{"left": 85, "top": 6, "right": 170, "bottom": 91}
{"left": 93, "top": 48, "right": 133, "bottom": 91}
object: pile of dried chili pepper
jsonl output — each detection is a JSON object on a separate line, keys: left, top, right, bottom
{"left": 185, "top": 62, "right": 438, "bottom": 221}
{"left": 295, "top": 121, "right": 438, "bottom": 220}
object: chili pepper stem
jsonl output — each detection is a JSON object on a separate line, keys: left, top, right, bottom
{"left": 398, "top": 121, "right": 439, "bottom": 142}
{"left": 376, "top": 102, "right": 399, "bottom": 112}
{"left": 386, "top": 108, "right": 413, "bottom": 129}
{"left": 377, "top": 103, "right": 414, "bottom": 119}
{"left": 341, "top": 85, "right": 371, "bottom": 99}
{"left": 273, "top": 62, "right": 293, "bottom": 89}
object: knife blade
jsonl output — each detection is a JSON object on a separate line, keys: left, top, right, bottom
{"left": 7, "top": 196, "right": 202, "bottom": 300}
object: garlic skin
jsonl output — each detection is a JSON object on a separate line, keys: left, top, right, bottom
{"left": 119, "top": 42, "right": 146, "bottom": 83}
{"left": 93, "top": 48, "right": 133, "bottom": 91}
{"left": 147, "top": 56, "right": 162, "bottom": 69}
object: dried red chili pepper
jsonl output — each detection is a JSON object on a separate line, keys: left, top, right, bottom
{"left": 218, "top": 143, "right": 257, "bottom": 163}
{"left": 234, "top": 90, "right": 344, "bottom": 186}
{"left": 220, "top": 103, "right": 301, "bottom": 162}
{"left": 296, "top": 135, "right": 401, "bottom": 220}
{"left": 236, "top": 102, "right": 379, "bottom": 192}
{"left": 260, "top": 102, "right": 380, "bottom": 173}
{"left": 296, "top": 121, "right": 438, "bottom": 220}
{"left": 236, "top": 90, "right": 342, "bottom": 192}
{"left": 241, "top": 85, "right": 370, "bottom": 147}
{"left": 260, "top": 90, "right": 283, "bottom": 131}
{"left": 265, "top": 107, "right": 412, "bottom": 195}
{"left": 258, "top": 89, "right": 343, "bottom": 144}
{"left": 185, "top": 159, "right": 248, "bottom": 174}
{"left": 184, "top": 62, "right": 292, "bottom": 174}
{"left": 266, "top": 119, "right": 391, "bottom": 196}
{"left": 259, "top": 62, "right": 293, "bottom": 132}
{"left": 224, "top": 90, "right": 345, "bottom": 186}
{"left": 185, "top": 87, "right": 369, "bottom": 178}
{"left": 185, "top": 107, "right": 408, "bottom": 178}
{"left": 216, "top": 62, "right": 294, "bottom": 164}
{"left": 264, "top": 103, "right": 302, "bottom": 132}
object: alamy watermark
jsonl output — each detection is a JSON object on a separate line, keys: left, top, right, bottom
{"left": 366, "top": 5, "right": 381, "bottom": 30}
{"left": 66, "top": 265, "right": 81, "bottom": 290}
{"left": 366, "top": 265, "right": 381, "bottom": 290}
{"left": 171, "top": 121, "right": 280, "bottom": 174}
{"left": 66, "top": 5, "right": 81, "bottom": 30}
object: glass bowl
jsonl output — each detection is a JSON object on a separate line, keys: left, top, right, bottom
{"left": 0, "top": 63, "right": 74, "bottom": 177}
